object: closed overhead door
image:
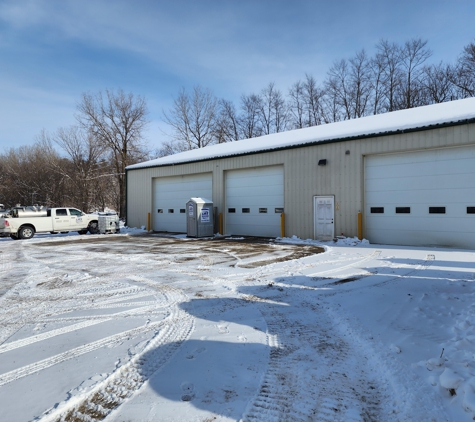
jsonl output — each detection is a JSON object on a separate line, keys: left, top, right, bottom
{"left": 153, "top": 173, "right": 212, "bottom": 232}
{"left": 365, "top": 145, "right": 475, "bottom": 249}
{"left": 225, "top": 166, "right": 284, "bottom": 237}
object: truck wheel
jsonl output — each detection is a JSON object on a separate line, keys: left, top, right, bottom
{"left": 10, "top": 234, "right": 19, "bottom": 240}
{"left": 19, "top": 226, "right": 35, "bottom": 239}
{"left": 50, "top": 231, "right": 58, "bottom": 234}
{"left": 88, "top": 221, "right": 99, "bottom": 234}
{"left": 60, "top": 231, "right": 69, "bottom": 234}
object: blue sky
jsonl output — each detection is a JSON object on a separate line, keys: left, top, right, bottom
{"left": 0, "top": 0, "right": 474, "bottom": 152}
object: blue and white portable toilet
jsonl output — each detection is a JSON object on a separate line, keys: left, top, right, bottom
{"left": 186, "top": 197, "right": 214, "bottom": 237}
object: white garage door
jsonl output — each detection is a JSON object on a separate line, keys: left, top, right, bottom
{"left": 225, "top": 166, "right": 284, "bottom": 237}
{"left": 153, "top": 173, "right": 212, "bottom": 232}
{"left": 365, "top": 145, "right": 475, "bottom": 249}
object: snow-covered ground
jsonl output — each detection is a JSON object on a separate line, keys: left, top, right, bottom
{"left": 0, "top": 231, "right": 474, "bottom": 421}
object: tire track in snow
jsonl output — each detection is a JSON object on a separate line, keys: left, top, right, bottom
{"left": 0, "top": 318, "right": 166, "bottom": 387}
{"left": 306, "top": 250, "right": 382, "bottom": 278}
{"left": 39, "top": 308, "right": 194, "bottom": 422}
{"left": 0, "top": 319, "right": 109, "bottom": 354}
{"left": 242, "top": 295, "right": 383, "bottom": 421}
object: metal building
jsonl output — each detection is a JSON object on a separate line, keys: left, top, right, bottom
{"left": 126, "top": 98, "right": 475, "bottom": 249}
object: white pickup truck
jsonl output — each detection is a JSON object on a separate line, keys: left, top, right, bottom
{"left": 0, "top": 207, "right": 99, "bottom": 240}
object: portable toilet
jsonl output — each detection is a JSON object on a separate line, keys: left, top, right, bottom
{"left": 186, "top": 197, "right": 214, "bottom": 237}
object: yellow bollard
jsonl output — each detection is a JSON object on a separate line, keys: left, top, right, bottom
{"left": 147, "top": 212, "right": 151, "bottom": 232}
{"left": 357, "top": 212, "right": 362, "bottom": 240}
{"left": 281, "top": 212, "right": 285, "bottom": 238}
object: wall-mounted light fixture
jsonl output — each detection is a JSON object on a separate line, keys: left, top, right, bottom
{"left": 345, "top": 150, "right": 350, "bottom": 155}
{"left": 318, "top": 159, "right": 327, "bottom": 166}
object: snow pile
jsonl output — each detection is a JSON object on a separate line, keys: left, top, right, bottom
{"left": 422, "top": 293, "right": 475, "bottom": 417}
{"left": 276, "top": 234, "right": 370, "bottom": 247}
{"left": 334, "top": 236, "right": 370, "bottom": 246}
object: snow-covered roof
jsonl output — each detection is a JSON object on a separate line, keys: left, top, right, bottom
{"left": 128, "top": 98, "right": 475, "bottom": 170}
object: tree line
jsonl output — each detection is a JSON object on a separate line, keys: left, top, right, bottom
{"left": 0, "top": 90, "right": 149, "bottom": 217}
{"left": 1, "top": 37, "right": 474, "bottom": 217}
{"left": 160, "top": 38, "right": 475, "bottom": 155}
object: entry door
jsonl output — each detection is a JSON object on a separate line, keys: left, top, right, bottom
{"left": 314, "top": 196, "right": 334, "bottom": 240}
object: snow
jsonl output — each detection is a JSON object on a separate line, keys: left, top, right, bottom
{"left": 128, "top": 98, "right": 475, "bottom": 169}
{"left": 1, "top": 232, "right": 475, "bottom": 421}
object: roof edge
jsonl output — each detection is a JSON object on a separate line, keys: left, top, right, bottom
{"left": 127, "top": 117, "right": 475, "bottom": 172}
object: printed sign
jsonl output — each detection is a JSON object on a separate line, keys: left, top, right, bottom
{"left": 188, "top": 204, "right": 194, "bottom": 217}
{"left": 201, "top": 207, "right": 210, "bottom": 222}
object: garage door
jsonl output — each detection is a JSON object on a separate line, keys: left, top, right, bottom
{"left": 153, "top": 173, "right": 212, "bottom": 232}
{"left": 365, "top": 145, "right": 475, "bottom": 249}
{"left": 225, "top": 166, "right": 284, "bottom": 237}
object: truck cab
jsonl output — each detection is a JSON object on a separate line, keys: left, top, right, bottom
{"left": 48, "top": 208, "right": 87, "bottom": 232}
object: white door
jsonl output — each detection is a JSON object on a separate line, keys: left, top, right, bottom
{"left": 153, "top": 173, "right": 212, "bottom": 232}
{"left": 314, "top": 196, "right": 334, "bottom": 240}
{"left": 365, "top": 145, "right": 475, "bottom": 248}
{"left": 225, "top": 166, "right": 284, "bottom": 237}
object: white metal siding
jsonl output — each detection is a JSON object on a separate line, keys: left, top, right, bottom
{"left": 153, "top": 173, "right": 212, "bottom": 232}
{"left": 365, "top": 145, "right": 475, "bottom": 248}
{"left": 225, "top": 166, "right": 284, "bottom": 237}
{"left": 127, "top": 122, "right": 474, "bottom": 243}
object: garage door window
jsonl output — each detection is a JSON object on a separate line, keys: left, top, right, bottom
{"left": 396, "top": 207, "right": 411, "bottom": 214}
{"left": 168, "top": 209, "right": 174, "bottom": 213}
{"left": 157, "top": 209, "right": 163, "bottom": 213}
{"left": 180, "top": 209, "right": 186, "bottom": 213}
{"left": 259, "top": 208, "right": 268, "bottom": 213}
{"left": 467, "top": 207, "right": 475, "bottom": 214}
{"left": 275, "top": 208, "right": 284, "bottom": 213}
{"left": 371, "top": 207, "right": 384, "bottom": 213}
{"left": 242, "top": 208, "right": 250, "bottom": 213}
{"left": 228, "top": 208, "right": 236, "bottom": 213}
{"left": 429, "top": 207, "right": 445, "bottom": 214}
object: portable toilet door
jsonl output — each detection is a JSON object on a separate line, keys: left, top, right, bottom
{"left": 186, "top": 200, "right": 198, "bottom": 237}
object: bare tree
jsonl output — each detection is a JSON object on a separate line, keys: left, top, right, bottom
{"left": 302, "top": 74, "right": 325, "bottom": 126}
{"left": 423, "top": 62, "right": 458, "bottom": 103}
{"left": 258, "top": 82, "right": 289, "bottom": 134}
{"left": 452, "top": 40, "right": 475, "bottom": 97}
{"left": 214, "top": 99, "right": 240, "bottom": 143}
{"left": 288, "top": 80, "right": 305, "bottom": 129}
{"left": 76, "top": 89, "right": 149, "bottom": 218}
{"left": 375, "top": 39, "right": 403, "bottom": 112}
{"left": 163, "top": 85, "right": 218, "bottom": 151}
{"left": 0, "top": 141, "right": 67, "bottom": 208}
{"left": 238, "top": 93, "right": 263, "bottom": 139}
{"left": 398, "top": 38, "right": 432, "bottom": 108}
{"left": 369, "top": 54, "right": 387, "bottom": 115}
{"left": 348, "top": 49, "right": 373, "bottom": 118}
{"left": 49, "top": 126, "right": 108, "bottom": 212}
